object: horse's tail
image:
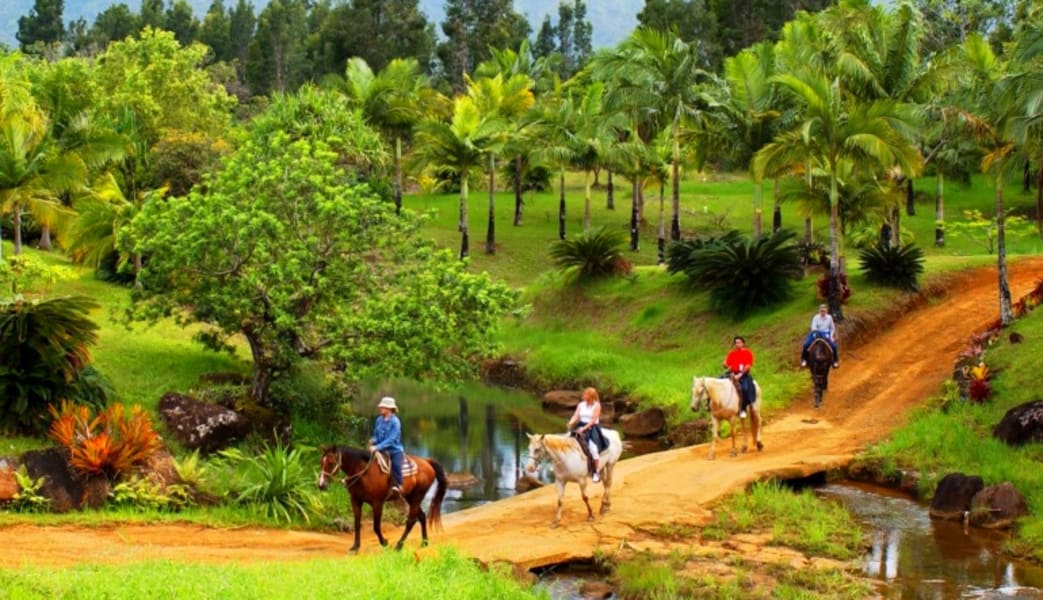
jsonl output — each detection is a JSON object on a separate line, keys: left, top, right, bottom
{"left": 427, "top": 458, "right": 448, "bottom": 532}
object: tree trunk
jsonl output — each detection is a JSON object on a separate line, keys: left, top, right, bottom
{"left": 670, "top": 130, "right": 681, "bottom": 241}
{"left": 558, "top": 170, "right": 566, "bottom": 240}
{"left": 996, "top": 177, "right": 1012, "bottom": 326}
{"left": 753, "top": 181, "right": 763, "bottom": 238}
{"left": 828, "top": 172, "right": 844, "bottom": 322}
{"left": 657, "top": 180, "right": 666, "bottom": 264}
{"left": 1024, "top": 160, "right": 1032, "bottom": 193}
{"left": 394, "top": 137, "right": 403, "bottom": 215}
{"left": 772, "top": 176, "right": 781, "bottom": 234}
{"left": 891, "top": 206, "right": 900, "bottom": 248}
{"left": 133, "top": 253, "right": 143, "bottom": 290}
{"left": 13, "top": 204, "right": 22, "bottom": 255}
{"left": 486, "top": 154, "right": 496, "bottom": 254}
{"left": 460, "top": 178, "right": 470, "bottom": 259}
{"left": 935, "top": 172, "right": 945, "bottom": 247}
{"left": 583, "top": 170, "right": 592, "bottom": 231}
{"left": 38, "top": 225, "right": 53, "bottom": 251}
{"left": 905, "top": 177, "right": 915, "bottom": 216}
{"left": 804, "top": 216, "right": 812, "bottom": 244}
{"left": 513, "top": 154, "right": 523, "bottom": 226}
{"left": 245, "top": 331, "right": 274, "bottom": 406}
{"left": 1036, "top": 164, "right": 1042, "bottom": 238}
{"left": 606, "top": 170, "right": 614, "bottom": 210}
{"left": 630, "top": 171, "right": 640, "bottom": 251}
{"left": 880, "top": 223, "right": 892, "bottom": 248}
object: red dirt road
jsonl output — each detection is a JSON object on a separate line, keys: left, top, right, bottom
{"left": 2, "top": 258, "right": 1041, "bottom": 569}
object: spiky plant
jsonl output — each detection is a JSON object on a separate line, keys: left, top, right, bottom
{"left": 682, "top": 230, "right": 804, "bottom": 319}
{"left": 549, "top": 226, "right": 631, "bottom": 280}
{"left": 858, "top": 243, "right": 925, "bottom": 291}
{"left": 222, "top": 442, "right": 322, "bottom": 524}
{"left": 665, "top": 231, "right": 745, "bottom": 277}
{"left": 48, "top": 401, "right": 162, "bottom": 478}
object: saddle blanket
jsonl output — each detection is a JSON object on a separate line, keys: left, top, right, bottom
{"left": 375, "top": 452, "right": 418, "bottom": 478}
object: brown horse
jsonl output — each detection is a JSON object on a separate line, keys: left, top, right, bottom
{"left": 807, "top": 338, "right": 834, "bottom": 408}
{"left": 318, "top": 446, "right": 447, "bottom": 553}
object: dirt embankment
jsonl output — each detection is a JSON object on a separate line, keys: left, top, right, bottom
{"left": 1, "top": 258, "right": 1041, "bottom": 570}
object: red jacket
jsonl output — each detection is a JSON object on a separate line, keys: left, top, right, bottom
{"left": 725, "top": 348, "right": 754, "bottom": 374}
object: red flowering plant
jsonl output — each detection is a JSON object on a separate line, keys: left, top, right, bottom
{"left": 48, "top": 401, "right": 162, "bottom": 479}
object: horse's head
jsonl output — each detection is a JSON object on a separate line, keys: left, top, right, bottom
{"left": 317, "top": 446, "right": 341, "bottom": 491}
{"left": 690, "top": 377, "right": 709, "bottom": 412}
{"left": 524, "top": 434, "right": 546, "bottom": 475}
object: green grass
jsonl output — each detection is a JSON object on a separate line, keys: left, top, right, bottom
{"left": 702, "top": 482, "right": 865, "bottom": 560}
{"left": 0, "top": 548, "right": 546, "bottom": 599}
{"left": 865, "top": 300, "right": 1043, "bottom": 561}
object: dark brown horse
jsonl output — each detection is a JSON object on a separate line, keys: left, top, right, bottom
{"left": 318, "top": 446, "right": 447, "bottom": 553}
{"left": 807, "top": 338, "right": 834, "bottom": 408}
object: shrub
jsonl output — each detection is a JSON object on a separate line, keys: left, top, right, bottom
{"left": 48, "top": 401, "right": 162, "bottom": 479}
{"left": 966, "top": 362, "right": 992, "bottom": 402}
{"left": 549, "top": 226, "right": 631, "bottom": 280}
{"left": 110, "top": 475, "right": 193, "bottom": 511}
{"left": 796, "top": 240, "right": 829, "bottom": 267}
{"left": 0, "top": 295, "right": 113, "bottom": 434}
{"left": 220, "top": 441, "right": 321, "bottom": 524}
{"left": 680, "top": 229, "right": 804, "bottom": 319}
{"left": 664, "top": 231, "right": 744, "bottom": 277}
{"left": 858, "top": 243, "right": 925, "bottom": 291}
{"left": 10, "top": 467, "right": 49, "bottom": 513}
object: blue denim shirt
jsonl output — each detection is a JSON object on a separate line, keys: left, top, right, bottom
{"left": 371, "top": 414, "right": 404, "bottom": 454}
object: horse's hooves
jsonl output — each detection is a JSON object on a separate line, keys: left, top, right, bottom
{"left": 395, "top": 543, "right": 404, "bottom": 551}
{"left": 550, "top": 521, "right": 560, "bottom": 529}
{"left": 741, "top": 447, "right": 748, "bottom": 454}
{"left": 420, "top": 540, "right": 429, "bottom": 548}
{"left": 707, "top": 455, "right": 716, "bottom": 461}
{"left": 729, "top": 450, "right": 738, "bottom": 457}
{"left": 757, "top": 442, "right": 764, "bottom": 452}
{"left": 587, "top": 515, "right": 595, "bottom": 522}
{"left": 600, "top": 507, "right": 610, "bottom": 516}
{"left": 348, "top": 547, "right": 359, "bottom": 554}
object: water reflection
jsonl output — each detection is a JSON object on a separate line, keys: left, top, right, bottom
{"left": 818, "top": 483, "right": 1043, "bottom": 598}
{"left": 354, "top": 380, "right": 564, "bottom": 514}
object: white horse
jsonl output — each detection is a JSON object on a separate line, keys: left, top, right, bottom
{"left": 690, "top": 376, "right": 763, "bottom": 460}
{"left": 525, "top": 430, "right": 623, "bottom": 528}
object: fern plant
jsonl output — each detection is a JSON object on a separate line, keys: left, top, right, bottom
{"left": 549, "top": 226, "right": 631, "bottom": 280}
{"left": 665, "top": 231, "right": 744, "bottom": 277}
{"left": 11, "top": 467, "right": 49, "bottom": 512}
{"left": 858, "top": 243, "right": 925, "bottom": 291}
{"left": 680, "top": 230, "right": 804, "bottom": 319}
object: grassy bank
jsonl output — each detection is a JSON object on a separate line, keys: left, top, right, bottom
{"left": 0, "top": 548, "right": 545, "bottom": 600}
{"left": 864, "top": 301, "right": 1043, "bottom": 561}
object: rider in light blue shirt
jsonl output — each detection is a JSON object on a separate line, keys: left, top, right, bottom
{"left": 801, "top": 304, "right": 839, "bottom": 368}
{"left": 369, "top": 396, "right": 404, "bottom": 496}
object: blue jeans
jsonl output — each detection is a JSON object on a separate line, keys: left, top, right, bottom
{"left": 388, "top": 450, "right": 403, "bottom": 487}
{"left": 802, "top": 332, "right": 838, "bottom": 362}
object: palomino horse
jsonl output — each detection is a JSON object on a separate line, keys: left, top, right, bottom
{"left": 690, "top": 376, "right": 763, "bottom": 460}
{"left": 318, "top": 446, "right": 447, "bottom": 552}
{"left": 807, "top": 338, "right": 834, "bottom": 408}
{"left": 525, "top": 430, "right": 623, "bottom": 528}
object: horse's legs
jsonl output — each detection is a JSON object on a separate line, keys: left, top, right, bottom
{"left": 551, "top": 480, "right": 566, "bottom": 528}
{"left": 372, "top": 500, "right": 388, "bottom": 547}
{"left": 579, "top": 479, "right": 594, "bottom": 522}
{"left": 753, "top": 407, "right": 764, "bottom": 452}
{"left": 417, "top": 508, "right": 429, "bottom": 547}
{"left": 599, "top": 463, "right": 613, "bottom": 515}
{"left": 729, "top": 417, "right": 739, "bottom": 457}
{"left": 349, "top": 497, "right": 363, "bottom": 553}
{"left": 394, "top": 501, "right": 421, "bottom": 551}
{"left": 708, "top": 417, "right": 718, "bottom": 460}
{"left": 740, "top": 412, "right": 749, "bottom": 454}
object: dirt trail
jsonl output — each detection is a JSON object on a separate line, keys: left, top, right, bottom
{"left": 2, "top": 258, "right": 1041, "bottom": 569}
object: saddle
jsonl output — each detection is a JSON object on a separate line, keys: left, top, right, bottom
{"left": 374, "top": 452, "right": 419, "bottom": 478}
{"left": 570, "top": 430, "right": 597, "bottom": 475}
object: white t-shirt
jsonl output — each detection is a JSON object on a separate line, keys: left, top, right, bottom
{"left": 577, "top": 401, "right": 599, "bottom": 424}
{"left": 810, "top": 313, "right": 835, "bottom": 338}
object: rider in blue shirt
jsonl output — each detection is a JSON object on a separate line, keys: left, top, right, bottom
{"left": 801, "top": 304, "right": 839, "bottom": 368}
{"left": 369, "top": 396, "right": 404, "bottom": 496}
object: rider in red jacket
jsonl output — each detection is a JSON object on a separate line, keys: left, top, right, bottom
{"left": 723, "top": 336, "right": 754, "bottom": 418}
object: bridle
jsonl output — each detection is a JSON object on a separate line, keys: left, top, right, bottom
{"left": 524, "top": 435, "right": 548, "bottom": 472}
{"left": 321, "top": 450, "right": 374, "bottom": 489}
{"left": 693, "top": 379, "right": 710, "bottom": 411}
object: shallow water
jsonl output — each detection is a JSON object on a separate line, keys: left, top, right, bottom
{"left": 353, "top": 380, "right": 658, "bottom": 514}
{"left": 817, "top": 482, "right": 1043, "bottom": 599}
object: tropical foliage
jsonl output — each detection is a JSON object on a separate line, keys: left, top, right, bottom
{"left": 219, "top": 442, "right": 322, "bottom": 524}
{"left": 677, "top": 229, "right": 803, "bottom": 319}
{"left": 857, "top": 243, "right": 926, "bottom": 291}
{"left": 47, "top": 400, "right": 162, "bottom": 479}
{"left": 549, "top": 225, "right": 631, "bottom": 280}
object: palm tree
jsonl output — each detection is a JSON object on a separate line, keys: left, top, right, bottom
{"left": 413, "top": 96, "right": 505, "bottom": 259}
{"left": 532, "top": 89, "right": 579, "bottom": 241}
{"left": 567, "top": 81, "right": 630, "bottom": 231}
{"left": 466, "top": 73, "right": 535, "bottom": 253}
{"left": 754, "top": 69, "right": 922, "bottom": 320}
{"left": 599, "top": 29, "right": 712, "bottom": 241}
{"left": 345, "top": 57, "right": 442, "bottom": 215}
{"left": 952, "top": 35, "right": 1022, "bottom": 326}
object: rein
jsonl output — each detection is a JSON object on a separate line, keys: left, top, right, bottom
{"left": 325, "top": 450, "right": 375, "bottom": 489}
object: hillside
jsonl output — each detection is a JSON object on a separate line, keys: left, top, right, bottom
{"left": 0, "top": 0, "right": 640, "bottom": 50}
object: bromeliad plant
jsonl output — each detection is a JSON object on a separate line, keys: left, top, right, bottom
{"left": 47, "top": 401, "right": 162, "bottom": 479}
{"left": 966, "top": 361, "right": 992, "bottom": 402}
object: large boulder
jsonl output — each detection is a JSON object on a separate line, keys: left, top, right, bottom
{"left": 20, "top": 447, "right": 83, "bottom": 513}
{"left": 159, "top": 392, "right": 251, "bottom": 455}
{"left": 969, "top": 482, "right": 1028, "bottom": 529}
{"left": 664, "top": 419, "right": 710, "bottom": 447}
{"left": 619, "top": 408, "right": 666, "bottom": 438}
{"left": 542, "top": 390, "right": 583, "bottom": 412}
{"left": 992, "top": 400, "right": 1043, "bottom": 447}
{"left": 929, "top": 473, "right": 984, "bottom": 521}
{"left": 0, "top": 458, "right": 18, "bottom": 501}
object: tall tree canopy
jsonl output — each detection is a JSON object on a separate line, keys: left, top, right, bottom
{"left": 126, "top": 95, "right": 516, "bottom": 406}
{"left": 437, "top": 0, "right": 531, "bottom": 91}
{"left": 16, "top": 0, "right": 65, "bottom": 52}
{"left": 316, "top": 0, "right": 435, "bottom": 75}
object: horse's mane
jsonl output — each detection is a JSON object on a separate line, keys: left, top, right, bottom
{"left": 334, "top": 445, "right": 372, "bottom": 462}
{"left": 542, "top": 435, "right": 578, "bottom": 452}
